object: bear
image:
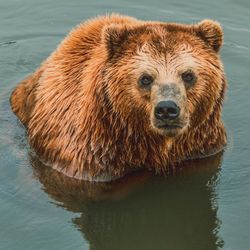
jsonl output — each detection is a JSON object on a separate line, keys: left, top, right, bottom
{"left": 10, "top": 14, "right": 227, "bottom": 182}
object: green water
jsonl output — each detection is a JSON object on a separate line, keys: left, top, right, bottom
{"left": 0, "top": 0, "right": 250, "bottom": 249}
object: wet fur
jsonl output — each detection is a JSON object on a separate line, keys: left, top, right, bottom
{"left": 10, "top": 14, "right": 227, "bottom": 181}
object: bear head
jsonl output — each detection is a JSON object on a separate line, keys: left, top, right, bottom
{"left": 102, "top": 20, "right": 225, "bottom": 137}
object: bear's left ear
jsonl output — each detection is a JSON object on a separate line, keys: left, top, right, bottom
{"left": 195, "top": 20, "right": 223, "bottom": 52}
{"left": 102, "top": 24, "right": 132, "bottom": 58}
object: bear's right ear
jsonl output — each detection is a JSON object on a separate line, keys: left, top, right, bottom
{"left": 195, "top": 20, "right": 223, "bottom": 52}
{"left": 102, "top": 24, "right": 131, "bottom": 58}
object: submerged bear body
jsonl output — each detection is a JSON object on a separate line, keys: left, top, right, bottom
{"left": 10, "top": 14, "right": 227, "bottom": 181}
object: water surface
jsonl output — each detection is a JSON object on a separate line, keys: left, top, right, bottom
{"left": 1, "top": 0, "right": 250, "bottom": 249}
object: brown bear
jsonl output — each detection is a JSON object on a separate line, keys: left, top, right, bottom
{"left": 10, "top": 14, "right": 227, "bottom": 182}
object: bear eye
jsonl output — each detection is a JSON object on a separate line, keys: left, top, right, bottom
{"left": 139, "top": 74, "right": 154, "bottom": 88}
{"left": 181, "top": 70, "right": 197, "bottom": 86}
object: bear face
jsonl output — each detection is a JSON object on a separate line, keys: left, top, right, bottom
{"left": 102, "top": 20, "right": 224, "bottom": 137}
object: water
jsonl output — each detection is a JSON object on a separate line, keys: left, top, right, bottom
{"left": 0, "top": 0, "right": 250, "bottom": 249}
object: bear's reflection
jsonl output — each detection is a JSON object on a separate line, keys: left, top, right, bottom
{"left": 31, "top": 153, "right": 224, "bottom": 250}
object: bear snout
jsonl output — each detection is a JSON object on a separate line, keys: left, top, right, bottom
{"left": 154, "top": 100, "right": 180, "bottom": 121}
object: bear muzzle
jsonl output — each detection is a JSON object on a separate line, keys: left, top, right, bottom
{"left": 151, "top": 84, "right": 189, "bottom": 136}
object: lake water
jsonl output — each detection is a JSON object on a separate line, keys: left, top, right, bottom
{"left": 0, "top": 0, "right": 250, "bottom": 249}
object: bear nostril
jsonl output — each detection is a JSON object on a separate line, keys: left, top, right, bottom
{"left": 167, "top": 106, "right": 179, "bottom": 117}
{"left": 155, "top": 101, "right": 180, "bottom": 120}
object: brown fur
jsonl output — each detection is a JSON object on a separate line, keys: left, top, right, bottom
{"left": 10, "top": 14, "right": 227, "bottom": 181}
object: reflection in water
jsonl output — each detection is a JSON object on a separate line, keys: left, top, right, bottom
{"left": 31, "top": 153, "right": 224, "bottom": 250}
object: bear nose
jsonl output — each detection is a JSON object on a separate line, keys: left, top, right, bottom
{"left": 154, "top": 101, "right": 180, "bottom": 120}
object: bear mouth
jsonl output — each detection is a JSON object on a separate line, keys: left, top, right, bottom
{"left": 157, "top": 124, "right": 183, "bottom": 129}
{"left": 153, "top": 122, "right": 187, "bottom": 136}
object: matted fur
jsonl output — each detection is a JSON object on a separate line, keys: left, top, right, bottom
{"left": 10, "top": 14, "right": 227, "bottom": 181}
